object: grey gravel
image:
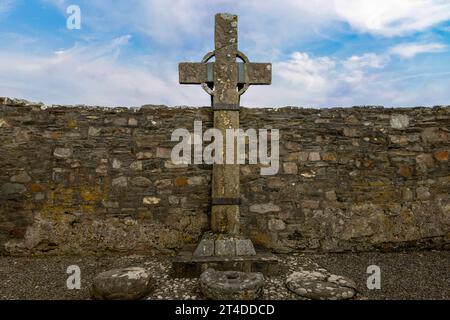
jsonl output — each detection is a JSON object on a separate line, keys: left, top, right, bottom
{"left": 0, "top": 251, "right": 448, "bottom": 300}
{"left": 310, "top": 250, "right": 450, "bottom": 300}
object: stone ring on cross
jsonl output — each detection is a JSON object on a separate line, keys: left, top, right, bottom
{"left": 200, "top": 50, "right": 253, "bottom": 97}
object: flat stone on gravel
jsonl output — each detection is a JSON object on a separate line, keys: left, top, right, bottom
{"left": 286, "top": 268, "right": 356, "bottom": 300}
{"left": 200, "top": 268, "right": 264, "bottom": 300}
{"left": 92, "top": 267, "right": 155, "bottom": 300}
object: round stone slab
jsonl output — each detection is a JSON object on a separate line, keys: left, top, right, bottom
{"left": 286, "top": 269, "right": 356, "bottom": 300}
{"left": 92, "top": 267, "right": 155, "bottom": 300}
{"left": 200, "top": 268, "right": 264, "bottom": 300}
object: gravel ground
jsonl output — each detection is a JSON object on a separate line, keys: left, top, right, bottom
{"left": 311, "top": 250, "right": 450, "bottom": 300}
{"left": 0, "top": 251, "right": 448, "bottom": 300}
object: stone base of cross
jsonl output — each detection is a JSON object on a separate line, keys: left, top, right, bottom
{"left": 173, "top": 13, "right": 278, "bottom": 275}
{"left": 193, "top": 232, "right": 256, "bottom": 257}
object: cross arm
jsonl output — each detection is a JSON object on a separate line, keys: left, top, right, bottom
{"left": 179, "top": 62, "right": 208, "bottom": 84}
{"left": 244, "top": 63, "right": 272, "bottom": 85}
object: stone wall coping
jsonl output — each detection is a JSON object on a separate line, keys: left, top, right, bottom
{"left": 1, "top": 97, "right": 449, "bottom": 113}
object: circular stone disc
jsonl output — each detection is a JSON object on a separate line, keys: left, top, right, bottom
{"left": 286, "top": 270, "right": 356, "bottom": 300}
{"left": 92, "top": 267, "right": 155, "bottom": 300}
{"left": 200, "top": 268, "right": 264, "bottom": 300}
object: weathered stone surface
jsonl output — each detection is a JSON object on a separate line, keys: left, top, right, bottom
{"left": 398, "top": 165, "right": 413, "bottom": 178}
{"left": 187, "top": 176, "right": 207, "bottom": 186}
{"left": 0, "top": 118, "right": 10, "bottom": 128}
{"left": 10, "top": 172, "right": 31, "bottom": 183}
{"left": 136, "top": 152, "right": 153, "bottom": 160}
{"left": 235, "top": 239, "right": 256, "bottom": 256}
{"left": 213, "top": 13, "right": 239, "bottom": 106}
{"left": 130, "top": 161, "right": 143, "bottom": 171}
{"left": 434, "top": 150, "right": 449, "bottom": 161}
{"left": 268, "top": 219, "right": 286, "bottom": 231}
{"left": 199, "top": 268, "right": 264, "bottom": 300}
{"left": 35, "top": 192, "right": 45, "bottom": 201}
{"left": 143, "top": 196, "right": 160, "bottom": 205}
{"left": 102, "top": 200, "right": 119, "bottom": 209}
{"left": 1, "top": 98, "right": 450, "bottom": 255}
{"left": 211, "top": 204, "right": 240, "bottom": 235}
{"left": 130, "top": 176, "right": 151, "bottom": 187}
{"left": 178, "top": 13, "right": 273, "bottom": 241}
{"left": 92, "top": 267, "right": 155, "bottom": 300}
{"left": 172, "top": 247, "right": 279, "bottom": 278}
{"left": 417, "top": 186, "right": 431, "bottom": 200}
{"left": 178, "top": 63, "right": 207, "bottom": 84}
{"left": 88, "top": 127, "right": 101, "bottom": 136}
{"left": 193, "top": 233, "right": 256, "bottom": 257}
{"left": 112, "top": 176, "right": 128, "bottom": 188}
{"left": 128, "top": 118, "right": 138, "bottom": 126}
{"left": 1, "top": 183, "right": 26, "bottom": 195}
{"left": 211, "top": 111, "right": 240, "bottom": 235}
{"left": 112, "top": 118, "right": 128, "bottom": 126}
{"left": 390, "top": 114, "right": 409, "bottom": 129}
{"left": 194, "top": 239, "right": 215, "bottom": 257}
{"left": 155, "top": 179, "right": 172, "bottom": 188}
{"left": 156, "top": 147, "right": 171, "bottom": 158}
{"left": 325, "top": 190, "right": 337, "bottom": 201}
{"left": 416, "top": 153, "right": 434, "bottom": 166}
{"left": 112, "top": 158, "right": 122, "bottom": 169}
{"left": 53, "top": 147, "right": 72, "bottom": 158}
{"left": 308, "top": 152, "right": 321, "bottom": 161}
{"left": 421, "top": 127, "right": 448, "bottom": 144}
{"left": 14, "top": 129, "right": 30, "bottom": 143}
{"left": 215, "top": 239, "right": 236, "bottom": 256}
{"left": 286, "top": 269, "right": 356, "bottom": 300}
{"left": 175, "top": 177, "right": 188, "bottom": 187}
{"left": 283, "top": 162, "right": 298, "bottom": 174}
{"left": 95, "top": 164, "right": 108, "bottom": 175}
{"left": 249, "top": 203, "right": 280, "bottom": 214}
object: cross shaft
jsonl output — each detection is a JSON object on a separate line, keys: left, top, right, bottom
{"left": 178, "top": 13, "right": 272, "bottom": 235}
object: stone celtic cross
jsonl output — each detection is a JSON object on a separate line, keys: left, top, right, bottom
{"left": 178, "top": 13, "right": 271, "bottom": 255}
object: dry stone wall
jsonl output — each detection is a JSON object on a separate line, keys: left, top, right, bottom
{"left": 1, "top": 98, "right": 449, "bottom": 255}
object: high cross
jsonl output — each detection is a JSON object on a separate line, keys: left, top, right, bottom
{"left": 179, "top": 13, "right": 272, "bottom": 236}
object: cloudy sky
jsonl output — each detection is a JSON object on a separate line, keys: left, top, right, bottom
{"left": 0, "top": 0, "right": 449, "bottom": 107}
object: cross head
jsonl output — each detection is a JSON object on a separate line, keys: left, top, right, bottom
{"left": 179, "top": 13, "right": 272, "bottom": 109}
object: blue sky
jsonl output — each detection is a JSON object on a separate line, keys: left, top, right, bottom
{"left": 0, "top": 0, "right": 449, "bottom": 107}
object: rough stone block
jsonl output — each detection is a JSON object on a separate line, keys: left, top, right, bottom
{"left": 390, "top": 114, "right": 409, "bottom": 129}
{"left": 308, "top": 152, "right": 321, "bottom": 161}
{"left": 193, "top": 239, "right": 215, "bottom": 257}
{"left": 53, "top": 147, "right": 72, "bottom": 158}
{"left": 283, "top": 162, "right": 298, "bottom": 174}
{"left": 249, "top": 203, "right": 280, "bottom": 214}
{"left": 235, "top": 239, "right": 256, "bottom": 256}
{"left": 215, "top": 239, "right": 236, "bottom": 256}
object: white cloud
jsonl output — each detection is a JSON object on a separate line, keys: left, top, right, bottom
{"left": 0, "top": 36, "right": 207, "bottom": 107}
{"left": 39, "top": 0, "right": 450, "bottom": 57}
{"left": 1, "top": 1, "right": 449, "bottom": 107}
{"left": 248, "top": 51, "right": 390, "bottom": 107}
{"left": 334, "top": 0, "right": 450, "bottom": 36}
{"left": 1, "top": 39, "right": 449, "bottom": 108}
{"left": 242, "top": 49, "right": 449, "bottom": 107}
{"left": 277, "top": 52, "right": 335, "bottom": 92}
{"left": 390, "top": 42, "right": 447, "bottom": 58}
{"left": 342, "top": 53, "right": 388, "bottom": 70}
{"left": 274, "top": 51, "right": 391, "bottom": 104}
